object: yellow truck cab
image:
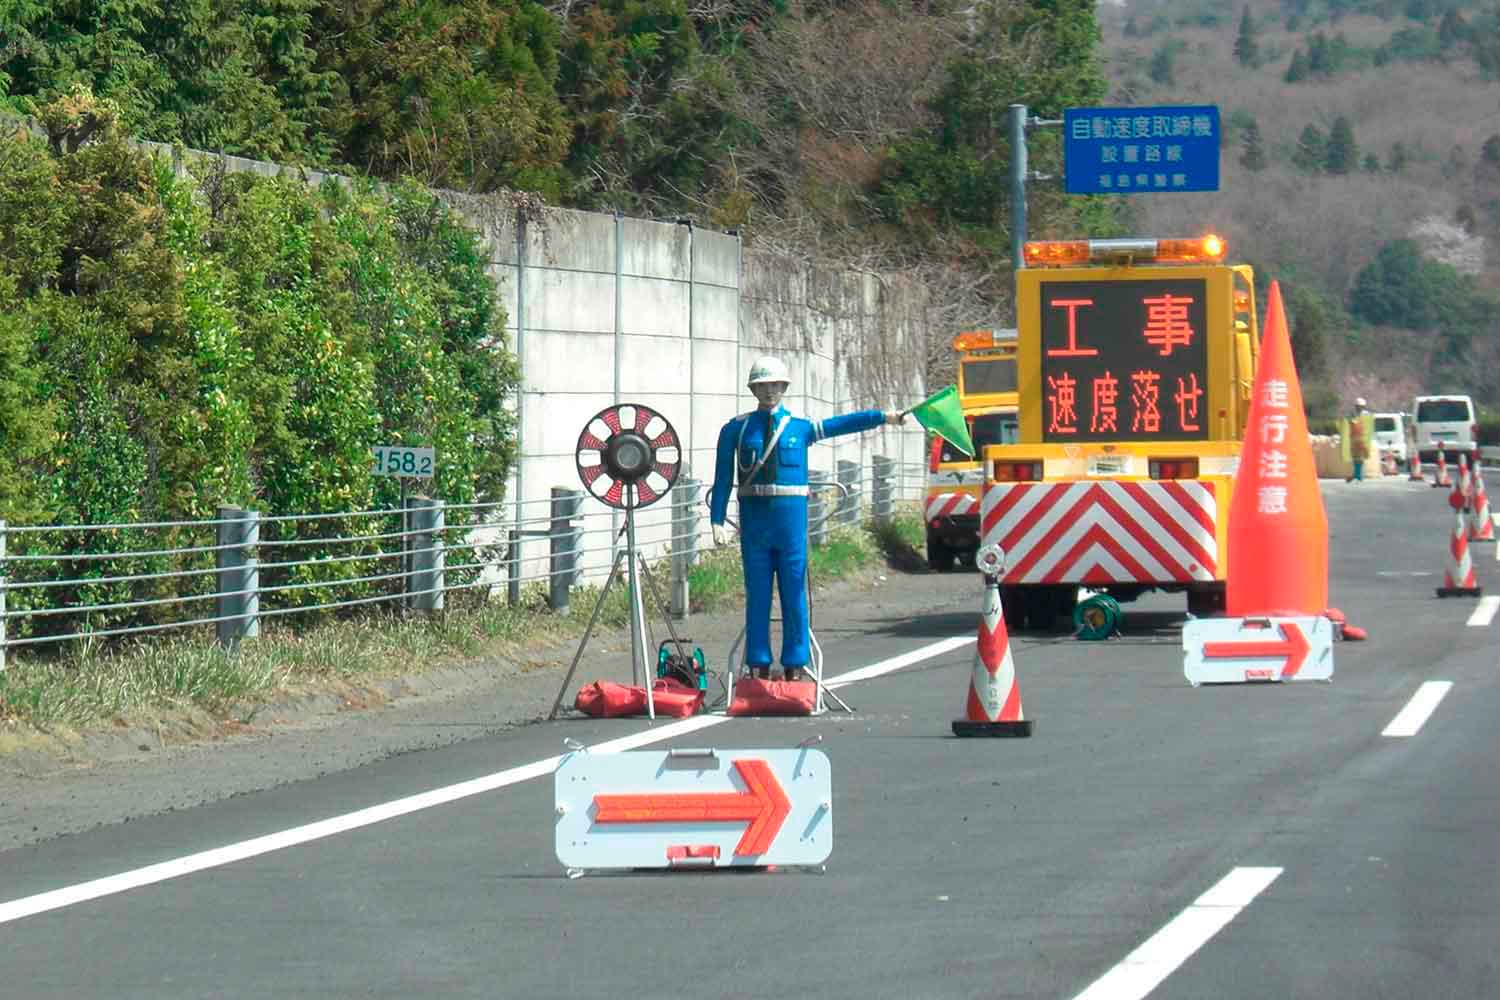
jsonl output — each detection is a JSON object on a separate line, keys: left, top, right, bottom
{"left": 978, "top": 235, "right": 1260, "bottom": 630}
{"left": 925, "top": 329, "right": 1019, "bottom": 570}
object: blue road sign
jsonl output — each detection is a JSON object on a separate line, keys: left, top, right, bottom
{"left": 1063, "top": 106, "right": 1220, "bottom": 195}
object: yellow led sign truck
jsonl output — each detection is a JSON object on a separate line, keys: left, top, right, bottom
{"left": 925, "top": 329, "right": 1019, "bottom": 571}
{"left": 979, "top": 235, "right": 1259, "bottom": 631}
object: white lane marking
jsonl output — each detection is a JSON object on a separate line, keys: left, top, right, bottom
{"left": 1466, "top": 596, "right": 1500, "bottom": 627}
{"left": 0, "top": 635, "right": 974, "bottom": 925}
{"left": 1071, "top": 867, "right": 1282, "bottom": 1000}
{"left": 825, "top": 634, "right": 974, "bottom": 688}
{"left": 1382, "top": 680, "right": 1453, "bottom": 737}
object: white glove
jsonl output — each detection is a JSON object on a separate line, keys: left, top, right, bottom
{"left": 712, "top": 522, "right": 732, "bottom": 547}
{"left": 885, "top": 411, "right": 906, "bottom": 426}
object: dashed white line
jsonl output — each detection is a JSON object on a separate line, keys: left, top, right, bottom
{"left": 1382, "top": 680, "right": 1454, "bottom": 737}
{"left": 0, "top": 634, "right": 974, "bottom": 926}
{"left": 1465, "top": 596, "right": 1500, "bottom": 627}
{"left": 1071, "top": 867, "right": 1283, "bottom": 1000}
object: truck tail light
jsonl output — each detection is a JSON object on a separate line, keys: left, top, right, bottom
{"left": 1149, "top": 458, "right": 1200, "bottom": 480}
{"left": 993, "top": 460, "right": 1042, "bottom": 482}
{"left": 928, "top": 436, "right": 943, "bottom": 473}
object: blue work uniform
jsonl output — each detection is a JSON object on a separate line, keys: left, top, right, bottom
{"left": 710, "top": 405, "right": 886, "bottom": 669}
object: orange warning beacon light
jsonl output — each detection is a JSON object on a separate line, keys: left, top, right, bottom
{"left": 1022, "top": 234, "right": 1227, "bottom": 268}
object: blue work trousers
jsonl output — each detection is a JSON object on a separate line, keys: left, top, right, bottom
{"left": 739, "top": 496, "right": 810, "bottom": 668}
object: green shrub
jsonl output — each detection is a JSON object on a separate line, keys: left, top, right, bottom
{"left": 0, "top": 90, "right": 521, "bottom": 639}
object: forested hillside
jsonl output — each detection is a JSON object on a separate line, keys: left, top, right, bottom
{"left": 4, "top": 0, "right": 1497, "bottom": 412}
{"left": 0, "top": 0, "right": 1123, "bottom": 385}
{"left": 1100, "top": 0, "right": 1500, "bottom": 413}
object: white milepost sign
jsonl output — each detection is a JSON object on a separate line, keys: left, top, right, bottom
{"left": 555, "top": 748, "right": 832, "bottom": 871}
{"left": 372, "top": 445, "right": 435, "bottom": 479}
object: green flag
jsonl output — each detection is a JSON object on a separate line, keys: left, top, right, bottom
{"left": 908, "top": 385, "right": 974, "bottom": 457}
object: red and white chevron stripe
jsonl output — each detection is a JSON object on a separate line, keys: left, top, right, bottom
{"left": 925, "top": 491, "right": 978, "bottom": 521}
{"left": 981, "top": 481, "right": 1218, "bottom": 584}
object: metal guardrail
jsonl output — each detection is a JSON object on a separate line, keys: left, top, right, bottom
{"left": 0, "top": 457, "right": 920, "bottom": 668}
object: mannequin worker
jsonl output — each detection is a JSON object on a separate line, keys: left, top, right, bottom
{"left": 709, "top": 356, "right": 904, "bottom": 681}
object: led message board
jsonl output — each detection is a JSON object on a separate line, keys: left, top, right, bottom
{"left": 1038, "top": 279, "right": 1209, "bottom": 443}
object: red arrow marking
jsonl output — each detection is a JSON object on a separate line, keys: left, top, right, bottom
{"left": 1203, "top": 622, "right": 1311, "bottom": 679}
{"left": 592, "top": 759, "right": 792, "bottom": 856}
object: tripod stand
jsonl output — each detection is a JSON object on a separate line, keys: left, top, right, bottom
{"left": 548, "top": 484, "right": 696, "bottom": 721}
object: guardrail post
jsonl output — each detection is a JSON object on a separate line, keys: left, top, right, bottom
{"left": 407, "top": 496, "right": 445, "bottom": 613}
{"left": 837, "top": 459, "right": 861, "bottom": 525}
{"left": 872, "top": 455, "right": 895, "bottom": 524}
{"left": 1, "top": 519, "right": 7, "bottom": 673}
{"left": 549, "top": 487, "right": 583, "bottom": 613}
{"left": 216, "top": 506, "right": 260, "bottom": 648}
{"left": 809, "top": 471, "right": 831, "bottom": 548}
{"left": 670, "top": 477, "right": 700, "bottom": 619}
{"left": 507, "top": 529, "right": 522, "bottom": 605}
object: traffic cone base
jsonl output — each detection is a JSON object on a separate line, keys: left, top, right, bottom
{"left": 1436, "top": 587, "right": 1482, "bottom": 597}
{"left": 953, "top": 719, "right": 1034, "bottom": 737}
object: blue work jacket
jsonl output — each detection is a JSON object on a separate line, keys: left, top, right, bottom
{"left": 709, "top": 406, "right": 884, "bottom": 524}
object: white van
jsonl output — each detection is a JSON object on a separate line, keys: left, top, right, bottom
{"left": 1372, "top": 412, "right": 1408, "bottom": 467}
{"left": 1411, "top": 395, "right": 1478, "bottom": 465}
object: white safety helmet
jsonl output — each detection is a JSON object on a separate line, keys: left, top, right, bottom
{"left": 747, "top": 355, "right": 791, "bottom": 387}
{"left": 1355, "top": 397, "right": 1368, "bottom": 408}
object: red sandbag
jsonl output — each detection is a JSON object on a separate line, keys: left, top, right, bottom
{"left": 574, "top": 680, "right": 647, "bottom": 718}
{"left": 727, "top": 677, "right": 816, "bottom": 717}
{"left": 573, "top": 678, "right": 704, "bottom": 718}
{"left": 649, "top": 677, "right": 705, "bottom": 718}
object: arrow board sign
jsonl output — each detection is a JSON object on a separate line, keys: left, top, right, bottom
{"left": 1183, "top": 616, "right": 1334, "bottom": 686}
{"left": 555, "top": 748, "right": 832, "bottom": 870}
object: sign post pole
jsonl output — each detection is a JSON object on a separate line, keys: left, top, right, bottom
{"left": 1009, "top": 103, "right": 1027, "bottom": 273}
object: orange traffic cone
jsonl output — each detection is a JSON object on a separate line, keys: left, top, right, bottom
{"left": 953, "top": 574, "right": 1032, "bottom": 737}
{"left": 1226, "top": 281, "right": 1328, "bottom": 617}
{"left": 1434, "top": 450, "right": 1451, "bottom": 488}
{"left": 1382, "top": 451, "right": 1397, "bottom": 477}
{"left": 1458, "top": 453, "right": 1472, "bottom": 504}
{"left": 1471, "top": 463, "right": 1494, "bottom": 541}
{"left": 1438, "top": 489, "right": 1481, "bottom": 597}
{"left": 1408, "top": 451, "right": 1424, "bottom": 483}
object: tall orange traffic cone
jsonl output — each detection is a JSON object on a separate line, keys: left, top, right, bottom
{"left": 1434, "top": 450, "right": 1451, "bottom": 488}
{"left": 953, "top": 573, "right": 1032, "bottom": 737}
{"left": 1226, "top": 281, "right": 1328, "bottom": 617}
{"left": 1409, "top": 451, "right": 1424, "bottom": 482}
{"left": 1451, "top": 454, "right": 1469, "bottom": 516}
{"left": 1437, "top": 489, "right": 1481, "bottom": 597}
{"left": 1471, "top": 463, "right": 1494, "bottom": 541}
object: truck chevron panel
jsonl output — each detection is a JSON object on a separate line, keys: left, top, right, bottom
{"left": 981, "top": 481, "right": 1217, "bottom": 584}
{"left": 925, "top": 492, "right": 978, "bottom": 521}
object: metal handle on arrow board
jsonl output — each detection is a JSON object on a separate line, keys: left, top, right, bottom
{"left": 667, "top": 748, "right": 719, "bottom": 760}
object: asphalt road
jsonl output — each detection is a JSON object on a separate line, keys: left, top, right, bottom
{"left": 2, "top": 476, "right": 1497, "bottom": 999}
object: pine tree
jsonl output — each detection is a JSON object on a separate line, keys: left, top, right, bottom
{"left": 1325, "top": 116, "right": 1357, "bottom": 174}
{"left": 1439, "top": 10, "right": 1467, "bottom": 49}
{"left": 1482, "top": 134, "right": 1500, "bottom": 166}
{"left": 1387, "top": 142, "right": 1409, "bottom": 173}
{"left": 1286, "top": 50, "right": 1308, "bottom": 83}
{"left": 1240, "top": 119, "right": 1267, "bottom": 171}
{"left": 1150, "top": 44, "right": 1175, "bottom": 85}
{"left": 1234, "top": 7, "right": 1260, "bottom": 67}
{"left": 1292, "top": 124, "right": 1326, "bottom": 172}
{"left": 1362, "top": 152, "right": 1381, "bottom": 172}
{"left": 1307, "top": 33, "right": 1332, "bottom": 75}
